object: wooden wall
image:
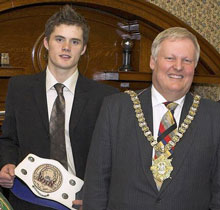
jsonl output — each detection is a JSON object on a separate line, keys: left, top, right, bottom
{"left": 0, "top": 0, "right": 220, "bottom": 128}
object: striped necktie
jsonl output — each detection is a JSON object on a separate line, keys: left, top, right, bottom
{"left": 49, "top": 83, "right": 68, "bottom": 169}
{"left": 154, "top": 102, "right": 178, "bottom": 190}
{"left": 155, "top": 102, "right": 178, "bottom": 158}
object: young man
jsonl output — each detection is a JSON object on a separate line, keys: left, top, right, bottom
{"left": 83, "top": 27, "right": 220, "bottom": 210}
{"left": 0, "top": 5, "right": 118, "bottom": 210}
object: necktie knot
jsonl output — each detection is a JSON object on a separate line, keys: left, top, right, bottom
{"left": 164, "top": 102, "right": 178, "bottom": 112}
{"left": 54, "top": 83, "right": 65, "bottom": 96}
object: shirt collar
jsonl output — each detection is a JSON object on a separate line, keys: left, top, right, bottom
{"left": 151, "top": 85, "right": 185, "bottom": 108}
{"left": 46, "top": 67, "right": 79, "bottom": 93}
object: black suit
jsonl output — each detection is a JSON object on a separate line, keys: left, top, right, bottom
{"left": 0, "top": 70, "right": 118, "bottom": 210}
{"left": 83, "top": 87, "right": 220, "bottom": 210}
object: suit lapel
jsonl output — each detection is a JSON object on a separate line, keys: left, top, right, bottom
{"left": 31, "top": 73, "right": 89, "bottom": 142}
{"left": 32, "top": 71, "right": 49, "bottom": 133}
{"left": 134, "top": 87, "right": 158, "bottom": 192}
{"left": 69, "top": 75, "right": 88, "bottom": 133}
{"left": 159, "top": 92, "right": 198, "bottom": 193}
{"left": 32, "top": 73, "right": 89, "bottom": 140}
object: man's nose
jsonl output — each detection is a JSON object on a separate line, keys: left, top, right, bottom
{"left": 174, "top": 59, "right": 183, "bottom": 71}
{"left": 62, "top": 42, "right": 71, "bottom": 52}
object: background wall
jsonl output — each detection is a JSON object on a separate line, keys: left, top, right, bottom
{"left": 0, "top": 0, "right": 219, "bottom": 100}
{"left": 147, "top": 0, "right": 220, "bottom": 100}
{"left": 148, "top": 0, "right": 220, "bottom": 53}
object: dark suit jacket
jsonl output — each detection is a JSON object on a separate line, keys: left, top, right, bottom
{"left": 83, "top": 87, "right": 220, "bottom": 210}
{"left": 0, "top": 70, "right": 118, "bottom": 210}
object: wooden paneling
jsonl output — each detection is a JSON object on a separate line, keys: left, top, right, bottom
{"left": 0, "top": 0, "right": 220, "bottom": 126}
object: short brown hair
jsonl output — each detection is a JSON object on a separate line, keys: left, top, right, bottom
{"left": 45, "top": 5, "right": 90, "bottom": 46}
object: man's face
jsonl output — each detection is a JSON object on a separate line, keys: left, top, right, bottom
{"left": 44, "top": 24, "right": 86, "bottom": 75}
{"left": 150, "top": 38, "right": 196, "bottom": 101}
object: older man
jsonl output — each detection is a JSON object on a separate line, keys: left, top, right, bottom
{"left": 83, "top": 27, "right": 220, "bottom": 210}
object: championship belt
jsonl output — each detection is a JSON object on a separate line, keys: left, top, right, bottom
{"left": 0, "top": 192, "right": 14, "bottom": 210}
{"left": 11, "top": 154, "right": 84, "bottom": 210}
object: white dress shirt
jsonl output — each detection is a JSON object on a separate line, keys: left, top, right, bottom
{"left": 151, "top": 85, "right": 185, "bottom": 157}
{"left": 46, "top": 67, "right": 78, "bottom": 175}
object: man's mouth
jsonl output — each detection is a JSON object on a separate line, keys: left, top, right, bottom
{"left": 60, "top": 54, "right": 71, "bottom": 59}
{"left": 168, "top": 74, "right": 183, "bottom": 79}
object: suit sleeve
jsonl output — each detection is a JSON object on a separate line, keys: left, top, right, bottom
{"left": 210, "top": 133, "right": 220, "bottom": 210}
{"left": 0, "top": 77, "right": 19, "bottom": 169}
{"left": 208, "top": 102, "right": 220, "bottom": 210}
{"left": 83, "top": 97, "right": 113, "bottom": 210}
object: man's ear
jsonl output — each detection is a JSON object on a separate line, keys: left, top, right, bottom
{"left": 149, "top": 55, "right": 156, "bottom": 70}
{"left": 81, "top": 45, "right": 87, "bottom": 56}
{"left": 43, "top": 37, "right": 49, "bottom": 50}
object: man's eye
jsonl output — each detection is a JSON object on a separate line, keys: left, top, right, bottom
{"left": 72, "top": 40, "right": 79, "bottom": 45}
{"left": 56, "top": 38, "right": 63, "bottom": 42}
{"left": 183, "top": 58, "right": 193, "bottom": 64}
{"left": 165, "top": 57, "right": 174, "bottom": 61}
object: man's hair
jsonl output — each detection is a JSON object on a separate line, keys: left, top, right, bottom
{"left": 45, "top": 5, "right": 90, "bottom": 46}
{"left": 151, "top": 27, "right": 200, "bottom": 66}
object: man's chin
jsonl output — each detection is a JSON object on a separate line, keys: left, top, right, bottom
{"left": 57, "top": 64, "right": 76, "bottom": 71}
{"left": 162, "top": 88, "right": 187, "bottom": 101}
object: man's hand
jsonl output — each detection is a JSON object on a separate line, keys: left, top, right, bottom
{"left": 0, "top": 164, "right": 16, "bottom": 188}
{"left": 72, "top": 199, "right": 83, "bottom": 210}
